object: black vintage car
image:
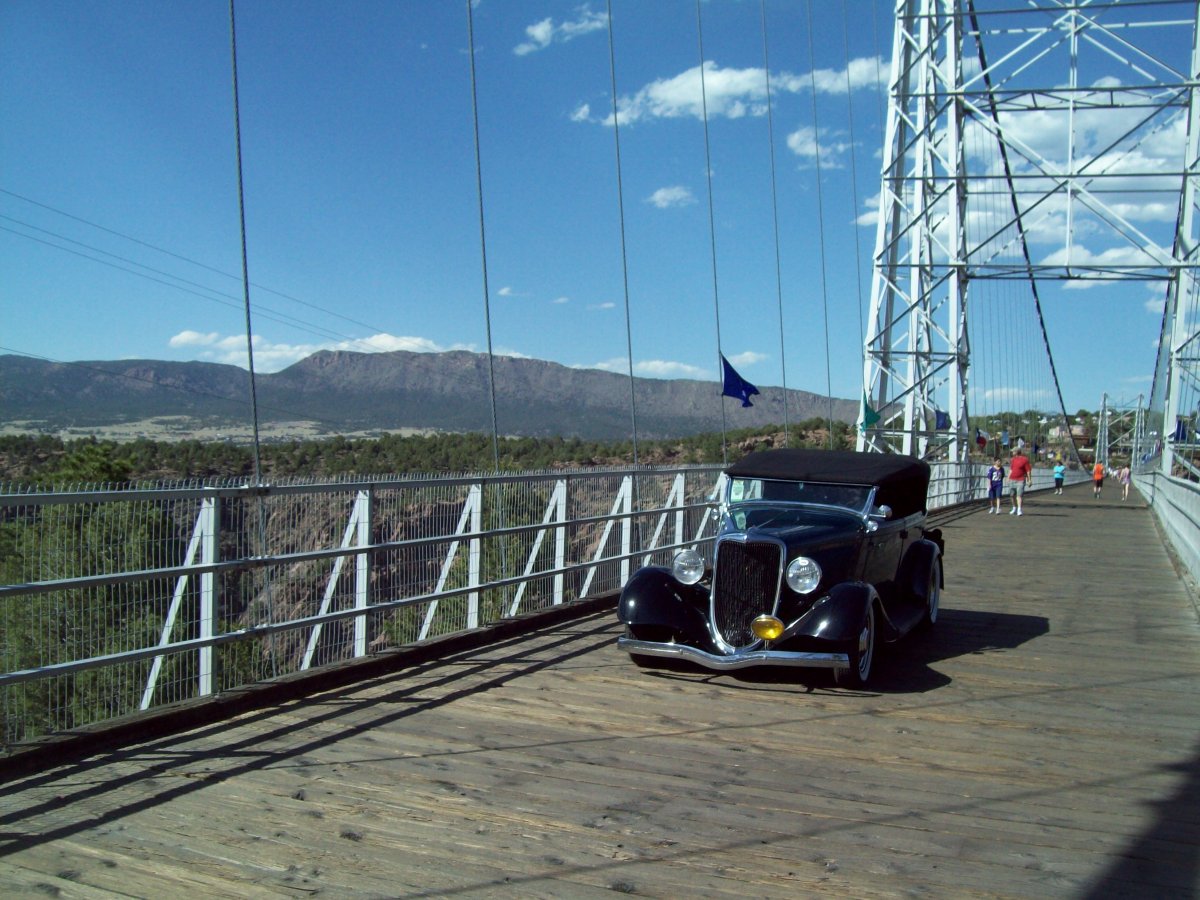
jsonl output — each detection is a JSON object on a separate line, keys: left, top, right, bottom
{"left": 617, "top": 448, "right": 943, "bottom": 687}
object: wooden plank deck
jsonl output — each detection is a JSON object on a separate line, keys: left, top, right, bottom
{"left": 2, "top": 484, "right": 1199, "bottom": 898}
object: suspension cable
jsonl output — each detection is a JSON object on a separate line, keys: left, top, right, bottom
{"left": 465, "top": 0, "right": 502, "bottom": 474}
{"left": 465, "top": 0, "right": 511, "bottom": 603}
{"left": 227, "top": 0, "right": 277, "bottom": 677}
{"left": 226, "top": 0, "right": 263, "bottom": 485}
{"left": 760, "top": 0, "right": 790, "bottom": 447}
{"left": 695, "top": 0, "right": 729, "bottom": 464}
{"left": 605, "top": 0, "right": 640, "bottom": 471}
{"left": 841, "top": 0, "right": 867, "bottom": 365}
{"left": 805, "top": 0, "right": 836, "bottom": 448}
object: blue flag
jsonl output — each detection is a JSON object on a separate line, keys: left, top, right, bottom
{"left": 720, "top": 355, "right": 760, "bottom": 407}
{"left": 935, "top": 409, "right": 950, "bottom": 430}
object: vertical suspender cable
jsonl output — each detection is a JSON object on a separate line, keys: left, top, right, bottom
{"left": 465, "top": 0, "right": 503, "bottom": 474}
{"left": 465, "top": 0, "right": 510, "bottom": 602}
{"left": 605, "top": 0, "right": 642, "bottom": 552}
{"left": 227, "top": 0, "right": 276, "bottom": 675}
{"left": 841, "top": 0, "right": 867, "bottom": 363}
{"left": 227, "top": 0, "right": 264, "bottom": 485}
{"left": 760, "top": 0, "right": 790, "bottom": 447}
{"left": 605, "top": 0, "right": 641, "bottom": 471}
{"left": 805, "top": 0, "right": 836, "bottom": 448}
{"left": 695, "top": 0, "right": 729, "bottom": 465}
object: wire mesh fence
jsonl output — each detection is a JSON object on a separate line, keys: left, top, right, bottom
{"left": 0, "top": 467, "right": 723, "bottom": 747}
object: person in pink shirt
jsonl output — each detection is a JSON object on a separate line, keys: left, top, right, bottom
{"left": 1008, "top": 449, "right": 1032, "bottom": 516}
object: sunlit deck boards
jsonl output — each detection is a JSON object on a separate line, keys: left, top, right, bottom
{"left": 2, "top": 485, "right": 1199, "bottom": 898}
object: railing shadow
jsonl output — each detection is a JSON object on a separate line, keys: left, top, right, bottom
{"left": 0, "top": 613, "right": 619, "bottom": 856}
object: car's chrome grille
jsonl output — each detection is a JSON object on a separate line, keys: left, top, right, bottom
{"left": 713, "top": 539, "right": 781, "bottom": 649}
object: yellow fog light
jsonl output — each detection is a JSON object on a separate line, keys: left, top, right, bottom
{"left": 751, "top": 615, "right": 785, "bottom": 641}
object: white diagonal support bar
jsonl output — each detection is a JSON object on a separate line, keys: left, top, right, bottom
{"left": 579, "top": 475, "right": 632, "bottom": 598}
{"left": 507, "top": 479, "right": 567, "bottom": 616}
{"left": 301, "top": 490, "right": 369, "bottom": 671}
{"left": 419, "top": 484, "right": 482, "bottom": 640}
{"left": 141, "top": 505, "right": 207, "bottom": 710}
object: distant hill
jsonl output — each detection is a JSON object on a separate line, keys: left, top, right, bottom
{"left": 0, "top": 350, "right": 857, "bottom": 441}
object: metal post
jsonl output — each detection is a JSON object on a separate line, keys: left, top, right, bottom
{"left": 354, "top": 488, "right": 371, "bottom": 658}
{"left": 198, "top": 495, "right": 217, "bottom": 697}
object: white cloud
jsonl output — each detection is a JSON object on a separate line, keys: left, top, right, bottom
{"left": 983, "top": 386, "right": 1053, "bottom": 406}
{"left": 553, "top": 296, "right": 570, "bottom": 304}
{"left": 1145, "top": 295, "right": 1165, "bottom": 315}
{"left": 498, "top": 286, "right": 515, "bottom": 297}
{"left": 856, "top": 191, "right": 881, "bottom": 228}
{"left": 634, "top": 358, "right": 709, "bottom": 379}
{"left": 1040, "top": 243, "right": 1170, "bottom": 289}
{"left": 168, "top": 331, "right": 473, "bottom": 373}
{"left": 169, "top": 330, "right": 219, "bottom": 347}
{"left": 587, "top": 301, "right": 616, "bottom": 311}
{"left": 583, "top": 357, "right": 710, "bottom": 379}
{"left": 648, "top": 185, "right": 696, "bottom": 208}
{"left": 726, "top": 351, "right": 767, "bottom": 368}
{"left": 584, "top": 55, "right": 884, "bottom": 127}
{"left": 493, "top": 346, "right": 532, "bottom": 359}
{"left": 514, "top": 8, "right": 606, "bottom": 56}
{"left": 786, "top": 125, "right": 853, "bottom": 167}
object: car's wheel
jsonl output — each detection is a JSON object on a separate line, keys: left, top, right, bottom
{"left": 921, "top": 558, "right": 942, "bottom": 629}
{"left": 835, "top": 602, "right": 876, "bottom": 688}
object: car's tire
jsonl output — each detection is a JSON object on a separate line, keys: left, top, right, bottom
{"left": 921, "top": 557, "right": 942, "bottom": 629}
{"left": 835, "top": 602, "right": 876, "bottom": 688}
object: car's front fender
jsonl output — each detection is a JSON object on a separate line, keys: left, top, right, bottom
{"left": 787, "top": 582, "right": 879, "bottom": 644}
{"left": 617, "top": 566, "right": 712, "bottom": 645}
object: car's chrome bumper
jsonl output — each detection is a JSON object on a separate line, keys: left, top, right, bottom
{"left": 617, "top": 637, "right": 849, "bottom": 671}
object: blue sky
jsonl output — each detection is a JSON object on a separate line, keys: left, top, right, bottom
{"left": 0, "top": 0, "right": 1185, "bottom": 417}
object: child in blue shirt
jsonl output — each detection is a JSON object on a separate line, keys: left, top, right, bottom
{"left": 987, "top": 458, "right": 1005, "bottom": 513}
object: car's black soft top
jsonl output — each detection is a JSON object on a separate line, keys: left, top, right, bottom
{"left": 725, "top": 449, "right": 931, "bottom": 516}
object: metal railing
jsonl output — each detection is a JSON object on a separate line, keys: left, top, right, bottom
{"left": 0, "top": 458, "right": 1087, "bottom": 747}
{"left": 0, "top": 467, "right": 724, "bottom": 747}
{"left": 1134, "top": 471, "right": 1200, "bottom": 591}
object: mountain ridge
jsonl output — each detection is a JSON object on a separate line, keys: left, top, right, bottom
{"left": 0, "top": 350, "right": 857, "bottom": 441}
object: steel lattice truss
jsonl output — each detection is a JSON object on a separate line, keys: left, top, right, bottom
{"left": 858, "top": 0, "right": 1200, "bottom": 482}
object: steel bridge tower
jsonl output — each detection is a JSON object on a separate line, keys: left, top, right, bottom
{"left": 859, "top": 0, "right": 1200, "bottom": 484}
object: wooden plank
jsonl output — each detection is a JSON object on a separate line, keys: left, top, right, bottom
{"left": 2, "top": 486, "right": 1199, "bottom": 897}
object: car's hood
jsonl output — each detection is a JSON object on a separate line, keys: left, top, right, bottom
{"left": 748, "top": 519, "right": 860, "bottom": 546}
{"left": 729, "top": 506, "right": 863, "bottom": 548}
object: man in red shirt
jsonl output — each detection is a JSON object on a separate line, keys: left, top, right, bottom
{"left": 1008, "top": 448, "right": 1032, "bottom": 516}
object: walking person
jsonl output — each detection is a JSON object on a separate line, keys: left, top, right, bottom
{"left": 1008, "top": 447, "right": 1032, "bottom": 516}
{"left": 1053, "top": 460, "right": 1065, "bottom": 494}
{"left": 1119, "top": 464, "right": 1131, "bottom": 500}
{"left": 1092, "top": 461, "right": 1105, "bottom": 498}
{"left": 986, "top": 457, "right": 1005, "bottom": 514}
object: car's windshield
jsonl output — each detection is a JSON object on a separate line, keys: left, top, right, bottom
{"left": 728, "top": 476, "right": 873, "bottom": 514}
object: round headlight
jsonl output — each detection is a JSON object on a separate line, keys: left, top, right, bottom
{"left": 671, "top": 548, "right": 705, "bottom": 585}
{"left": 786, "top": 556, "right": 822, "bottom": 594}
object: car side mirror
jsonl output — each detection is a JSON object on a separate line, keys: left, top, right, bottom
{"left": 872, "top": 504, "right": 893, "bottom": 520}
